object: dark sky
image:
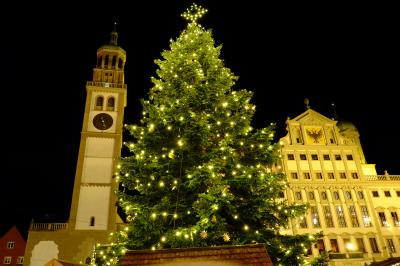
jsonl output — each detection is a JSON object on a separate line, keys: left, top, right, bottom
{"left": 1, "top": 1, "right": 398, "bottom": 236}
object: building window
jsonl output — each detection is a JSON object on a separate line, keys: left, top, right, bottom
{"left": 278, "top": 191, "right": 285, "bottom": 198}
{"left": 6, "top": 241, "right": 14, "bottom": 249}
{"left": 346, "top": 154, "right": 353, "bottom": 160}
{"left": 323, "top": 206, "right": 334, "bottom": 227}
{"left": 315, "top": 172, "right": 323, "bottom": 179}
{"left": 104, "top": 55, "right": 109, "bottom": 67}
{"left": 299, "top": 215, "right": 307, "bottom": 228}
{"left": 321, "top": 192, "right": 328, "bottom": 200}
{"left": 303, "top": 172, "right": 311, "bottom": 179}
{"left": 308, "top": 191, "right": 315, "bottom": 200}
{"left": 330, "top": 239, "right": 339, "bottom": 253}
{"left": 95, "top": 96, "right": 104, "bottom": 110}
{"left": 372, "top": 191, "right": 379, "bottom": 197}
{"left": 17, "top": 257, "right": 24, "bottom": 265}
{"left": 369, "top": 238, "right": 379, "bottom": 253}
{"left": 90, "top": 216, "right": 95, "bottom": 226}
{"left": 330, "top": 138, "right": 334, "bottom": 144}
{"left": 311, "top": 206, "right": 321, "bottom": 228}
{"left": 323, "top": 154, "right": 330, "bottom": 160}
{"left": 287, "top": 154, "right": 294, "bottom": 160}
{"left": 311, "top": 154, "right": 318, "bottom": 160}
{"left": 107, "top": 97, "right": 115, "bottom": 111}
{"left": 384, "top": 191, "right": 391, "bottom": 197}
{"left": 378, "top": 212, "right": 388, "bottom": 227}
{"left": 327, "top": 172, "right": 335, "bottom": 179}
{"left": 3, "top": 257, "right": 11, "bottom": 264}
{"left": 339, "top": 172, "right": 346, "bottom": 179}
{"left": 296, "top": 192, "right": 302, "bottom": 200}
{"left": 296, "top": 138, "right": 301, "bottom": 143}
{"left": 348, "top": 206, "right": 359, "bottom": 227}
{"left": 351, "top": 172, "right": 359, "bottom": 179}
{"left": 333, "top": 191, "right": 340, "bottom": 200}
{"left": 391, "top": 212, "right": 400, "bottom": 226}
{"left": 291, "top": 172, "right": 298, "bottom": 179}
{"left": 336, "top": 205, "right": 347, "bottom": 227}
{"left": 111, "top": 56, "right": 116, "bottom": 67}
{"left": 300, "top": 154, "right": 307, "bottom": 160}
{"left": 344, "top": 191, "right": 352, "bottom": 200}
{"left": 356, "top": 238, "right": 366, "bottom": 253}
{"left": 387, "top": 239, "right": 396, "bottom": 253}
{"left": 357, "top": 191, "right": 364, "bottom": 199}
{"left": 343, "top": 238, "right": 352, "bottom": 252}
{"left": 317, "top": 239, "right": 326, "bottom": 254}
{"left": 397, "top": 191, "right": 400, "bottom": 197}
{"left": 361, "top": 206, "right": 372, "bottom": 227}
{"left": 335, "top": 154, "right": 342, "bottom": 160}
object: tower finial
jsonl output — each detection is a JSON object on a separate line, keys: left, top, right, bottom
{"left": 181, "top": 3, "right": 208, "bottom": 24}
{"left": 109, "top": 20, "right": 118, "bottom": 46}
{"left": 331, "top": 102, "right": 338, "bottom": 120}
{"left": 304, "top": 98, "right": 310, "bottom": 109}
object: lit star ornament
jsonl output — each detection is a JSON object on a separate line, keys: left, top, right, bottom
{"left": 223, "top": 232, "right": 230, "bottom": 242}
{"left": 181, "top": 3, "right": 208, "bottom": 24}
{"left": 200, "top": 230, "right": 208, "bottom": 239}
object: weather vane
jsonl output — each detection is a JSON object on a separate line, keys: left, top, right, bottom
{"left": 181, "top": 3, "right": 208, "bottom": 24}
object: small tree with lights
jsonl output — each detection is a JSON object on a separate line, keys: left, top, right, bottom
{"left": 95, "top": 4, "right": 321, "bottom": 266}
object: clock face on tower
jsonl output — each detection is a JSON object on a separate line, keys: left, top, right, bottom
{"left": 93, "top": 113, "right": 113, "bottom": 130}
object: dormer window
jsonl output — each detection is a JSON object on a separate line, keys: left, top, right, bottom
{"left": 107, "top": 97, "right": 115, "bottom": 111}
{"left": 95, "top": 96, "right": 104, "bottom": 110}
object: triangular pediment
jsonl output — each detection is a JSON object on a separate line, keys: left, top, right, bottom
{"left": 290, "top": 108, "right": 335, "bottom": 126}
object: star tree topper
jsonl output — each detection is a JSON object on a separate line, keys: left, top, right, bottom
{"left": 181, "top": 3, "right": 208, "bottom": 24}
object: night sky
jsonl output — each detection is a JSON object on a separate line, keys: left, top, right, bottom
{"left": 1, "top": 1, "right": 398, "bottom": 237}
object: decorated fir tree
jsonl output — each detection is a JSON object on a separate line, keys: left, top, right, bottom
{"left": 96, "top": 4, "right": 321, "bottom": 266}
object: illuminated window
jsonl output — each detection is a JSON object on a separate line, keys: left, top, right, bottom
{"left": 95, "top": 96, "right": 104, "bottom": 110}
{"left": 335, "top": 154, "right": 342, "bottom": 160}
{"left": 327, "top": 172, "right": 335, "bottom": 179}
{"left": 391, "top": 212, "right": 400, "bottom": 226}
{"left": 372, "top": 191, "right": 379, "bottom": 197}
{"left": 300, "top": 154, "right": 307, "bottom": 160}
{"left": 6, "top": 241, "right": 14, "bottom": 249}
{"left": 330, "top": 239, "right": 339, "bottom": 253}
{"left": 384, "top": 191, "right": 391, "bottom": 197}
{"left": 361, "top": 206, "right": 372, "bottom": 227}
{"left": 348, "top": 206, "right": 359, "bottom": 227}
{"left": 315, "top": 172, "right": 323, "bottom": 179}
{"left": 317, "top": 239, "right": 325, "bottom": 254}
{"left": 311, "top": 206, "right": 321, "bottom": 228}
{"left": 17, "top": 257, "right": 24, "bottom": 265}
{"left": 387, "top": 239, "right": 396, "bottom": 253}
{"left": 3, "top": 257, "right": 11, "bottom": 264}
{"left": 323, "top": 206, "right": 334, "bottom": 227}
{"left": 287, "top": 154, "right": 294, "bottom": 160}
{"left": 351, "top": 172, "right": 358, "bottom": 179}
{"left": 107, "top": 97, "right": 115, "bottom": 111}
{"left": 356, "top": 238, "right": 366, "bottom": 253}
{"left": 369, "top": 238, "right": 379, "bottom": 253}
{"left": 311, "top": 154, "right": 318, "bottom": 160}
{"left": 378, "top": 212, "right": 388, "bottom": 227}
{"left": 343, "top": 238, "right": 352, "bottom": 252}
{"left": 299, "top": 215, "right": 307, "bottom": 228}
{"left": 335, "top": 205, "right": 347, "bottom": 227}
{"left": 323, "top": 154, "right": 330, "bottom": 160}
{"left": 291, "top": 172, "right": 298, "bottom": 179}
{"left": 346, "top": 154, "right": 353, "bottom": 160}
{"left": 303, "top": 172, "right": 311, "bottom": 179}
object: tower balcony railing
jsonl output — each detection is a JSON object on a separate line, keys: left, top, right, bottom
{"left": 29, "top": 223, "right": 68, "bottom": 231}
{"left": 365, "top": 175, "right": 400, "bottom": 181}
{"left": 87, "top": 81, "right": 127, "bottom": 89}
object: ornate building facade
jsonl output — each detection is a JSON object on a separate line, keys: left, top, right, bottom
{"left": 23, "top": 28, "right": 127, "bottom": 266}
{"left": 279, "top": 106, "right": 400, "bottom": 266}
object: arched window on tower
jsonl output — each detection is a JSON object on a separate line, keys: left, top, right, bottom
{"left": 107, "top": 97, "right": 115, "bottom": 111}
{"left": 90, "top": 216, "right": 95, "bottom": 226}
{"left": 104, "top": 55, "right": 109, "bottom": 68}
{"left": 111, "top": 56, "right": 116, "bottom": 68}
{"left": 118, "top": 58, "right": 123, "bottom": 69}
{"left": 97, "top": 56, "right": 102, "bottom": 67}
{"left": 95, "top": 96, "right": 104, "bottom": 110}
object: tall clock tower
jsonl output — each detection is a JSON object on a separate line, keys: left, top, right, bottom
{"left": 68, "top": 26, "right": 126, "bottom": 231}
{"left": 24, "top": 27, "right": 127, "bottom": 266}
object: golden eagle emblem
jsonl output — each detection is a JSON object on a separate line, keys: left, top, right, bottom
{"left": 306, "top": 129, "right": 323, "bottom": 143}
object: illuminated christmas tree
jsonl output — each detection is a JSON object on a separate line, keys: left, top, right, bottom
{"left": 96, "top": 4, "right": 321, "bottom": 265}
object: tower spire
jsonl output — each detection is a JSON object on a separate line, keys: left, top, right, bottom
{"left": 331, "top": 102, "right": 338, "bottom": 120}
{"left": 110, "top": 20, "right": 118, "bottom": 46}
